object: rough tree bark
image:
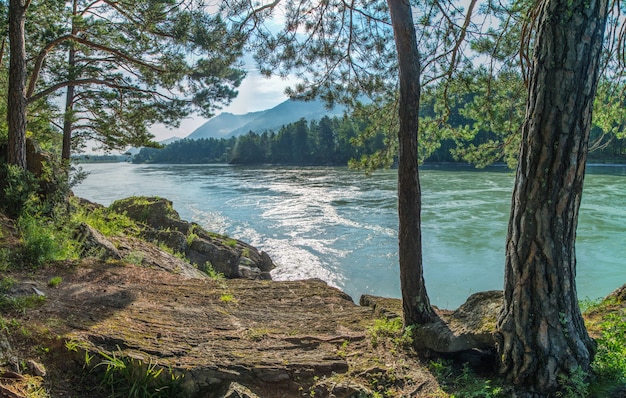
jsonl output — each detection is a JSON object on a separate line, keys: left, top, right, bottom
{"left": 497, "top": 0, "right": 609, "bottom": 395}
{"left": 7, "top": 0, "right": 28, "bottom": 169}
{"left": 387, "top": 0, "right": 436, "bottom": 326}
{"left": 62, "top": 0, "right": 78, "bottom": 161}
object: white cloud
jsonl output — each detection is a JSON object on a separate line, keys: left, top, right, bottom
{"left": 149, "top": 64, "right": 292, "bottom": 141}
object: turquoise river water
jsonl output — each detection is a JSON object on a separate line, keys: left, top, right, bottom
{"left": 73, "top": 163, "right": 626, "bottom": 309}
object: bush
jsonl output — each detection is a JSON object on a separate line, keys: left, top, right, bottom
{"left": 591, "top": 313, "right": 626, "bottom": 393}
{"left": 17, "top": 213, "right": 78, "bottom": 268}
{"left": 0, "top": 164, "right": 39, "bottom": 218}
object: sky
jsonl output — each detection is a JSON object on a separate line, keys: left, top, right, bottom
{"left": 149, "top": 65, "right": 292, "bottom": 142}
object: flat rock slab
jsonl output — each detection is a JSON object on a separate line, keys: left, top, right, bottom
{"left": 23, "top": 262, "right": 373, "bottom": 396}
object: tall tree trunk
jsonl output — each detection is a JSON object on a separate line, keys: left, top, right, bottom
{"left": 497, "top": 0, "right": 608, "bottom": 394}
{"left": 62, "top": 2, "right": 78, "bottom": 161}
{"left": 62, "top": 82, "right": 75, "bottom": 161}
{"left": 7, "top": 0, "right": 28, "bottom": 169}
{"left": 387, "top": 0, "right": 435, "bottom": 326}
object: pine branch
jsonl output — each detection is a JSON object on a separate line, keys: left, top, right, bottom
{"left": 26, "top": 34, "right": 166, "bottom": 99}
{"left": 28, "top": 78, "right": 173, "bottom": 103}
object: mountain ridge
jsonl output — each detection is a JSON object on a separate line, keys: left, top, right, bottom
{"left": 185, "top": 98, "right": 346, "bottom": 140}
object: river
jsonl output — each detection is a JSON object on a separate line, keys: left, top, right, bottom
{"left": 72, "top": 163, "right": 626, "bottom": 309}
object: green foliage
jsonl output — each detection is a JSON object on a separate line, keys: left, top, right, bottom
{"left": 0, "top": 249, "right": 10, "bottom": 272}
{"left": 0, "top": 276, "right": 17, "bottom": 294}
{"left": 0, "top": 164, "right": 40, "bottom": 219}
{"left": 0, "top": 293, "right": 46, "bottom": 313}
{"left": 185, "top": 225, "right": 199, "bottom": 249}
{"left": 579, "top": 297, "right": 604, "bottom": 314}
{"left": 220, "top": 293, "right": 235, "bottom": 303}
{"left": 202, "top": 261, "right": 224, "bottom": 280}
{"left": 124, "top": 251, "right": 144, "bottom": 266}
{"left": 335, "top": 340, "right": 350, "bottom": 358}
{"left": 557, "top": 367, "right": 589, "bottom": 398}
{"left": 72, "top": 206, "right": 140, "bottom": 237}
{"left": 429, "top": 359, "right": 505, "bottom": 397}
{"left": 186, "top": 232, "right": 197, "bottom": 247}
{"left": 24, "top": 0, "right": 245, "bottom": 157}
{"left": 367, "top": 317, "right": 412, "bottom": 349}
{"left": 17, "top": 213, "right": 78, "bottom": 267}
{"left": 47, "top": 276, "right": 62, "bottom": 288}
{"left": 94, "top": 350, "right": 184, "bottom": 398}
{"left": 134, "top": 115, "right": 386, "bottom": 166}
{"left": 590, "top": 313, "right": 626, "bottom": 393}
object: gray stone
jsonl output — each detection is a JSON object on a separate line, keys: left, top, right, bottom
{"left": 222, "top": 382, "right": 261, "bottom": 398}
{"left": 26, "top": 359, "right": 46, "bottom": 377}
{"left": 0, "top": 331, "right": 12, "bottom": 366}
{"left": 75, "top": 222, "right": 121, "bottom": 260}
{"left": 109, "top": 196, "right": 276, "bottom": 280}
{"left": 412, "top": 290, "right": 503, "bottom": 352}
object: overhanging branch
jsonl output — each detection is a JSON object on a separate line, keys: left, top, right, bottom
{"left": 28, "top": 78, "right": 174, "bottom": 103}
{"left": 26, "top": 34, "right": 166, "bottom": 99}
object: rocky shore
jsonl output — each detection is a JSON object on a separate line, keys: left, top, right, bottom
{"left": 0, "top": 197, "right": 624, "bottom": 397}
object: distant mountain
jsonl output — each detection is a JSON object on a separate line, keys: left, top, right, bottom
{"left": 186, "top": 99, "right": 346, "bottom": 140}
{"left": 186, "top": 110, "right": 264, "bottom": 140}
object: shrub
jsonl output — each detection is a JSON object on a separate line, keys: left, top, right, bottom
{"left": 0, "top": 164, "right": 39, "bottom": 218}
{"left": 48, "top": 276, "right": 62, "bottom": 288}
{"left": 591, "top": 313, "right": 626, "bottom": 390}
{"left": 17, "top": 214, "right": 71, "bottom": 267}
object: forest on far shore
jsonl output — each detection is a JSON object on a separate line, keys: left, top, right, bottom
{"left": 132, "top": 113, "right": 626, "bottom": 167}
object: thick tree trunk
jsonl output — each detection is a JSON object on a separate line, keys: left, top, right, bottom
{"left": 387, "top": 0, "right": 435, "bottom": 326}
{"left": 497, "top": 0, "right": 608, "bottom": 395}
{"left": 7, "top": 0, "right": 28, "bottom": 169}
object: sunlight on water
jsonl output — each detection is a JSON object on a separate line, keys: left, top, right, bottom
{"left": 74, "top": 163, "right": 626, "bottom": 309}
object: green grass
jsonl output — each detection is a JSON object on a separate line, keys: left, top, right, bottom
{"left": 93, "top": 350, "right": 183, "bottom": 398}
{"left": 367, "top": 317, "right": 413, "bottom": 349}
{"left": 18, "top": 213, "right": 79, "bottom": 267}
{"left": 72, "top": 206, "right": 140, "bottom": 237}
{"left": 0, "top": 276, "right": 17, "bottom": 292}
{"left": 220, "top": 294, "right": 235, "bottom": 303}
{"left": 0, "top": 294, "right": 46, "bottom": 313}
{"left": 202, "top": 261, "right": 224, "bottom": 280}
{"left": 589, "top": 313, "right": 626, "bottom": 396}
{"left": 430, "top": 359, "right": 505, "bottom": 397}
{"left": 48, "top": 276, "right": 62, "bottom": 288}
{"left": 123, "top": 251, "right": 144, "bottom": 266}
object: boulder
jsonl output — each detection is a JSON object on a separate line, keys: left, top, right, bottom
{"left": 74, "top": 222, "right": 122, "bottom": 260}
{"left": 109, "top": 197, "right": 190, "bottom": 234}
{"left": 412, "top": 290, "right": 503, "bottom": 352}
{"left": 222, "top": 382, "right": 261, "bottom": 398}
{"left": 109, "top": 197, "right": 276, "bottom": 280}
{"left": 111, "top": 235, "right": 208, "bottom": 279}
